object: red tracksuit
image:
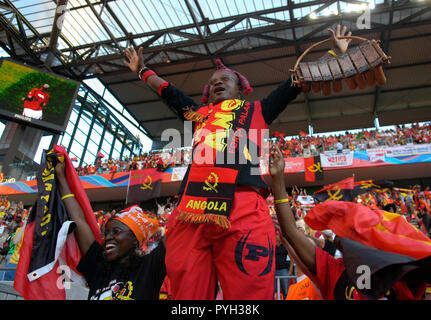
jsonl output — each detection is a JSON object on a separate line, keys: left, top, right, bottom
{"left": 166, "top": 186, "right": 275, "bottom": 299}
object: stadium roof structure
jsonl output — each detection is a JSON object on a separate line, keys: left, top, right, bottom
{"left": 0, "top": 0, "right": 430, "bottom": 143}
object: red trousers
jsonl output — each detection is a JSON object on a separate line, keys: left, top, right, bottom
{"left": 165, "top": 186, "right": 275, "bottom": 300}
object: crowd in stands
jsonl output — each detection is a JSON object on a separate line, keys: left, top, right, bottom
{"left": 2, "top": 180, "right": 427, "bottom": 253}
{"left": 273, "top": 122, "right": 431, "bottom": 158}
{"left": 75, "top": 148, "right": 192, "bottom": 176}
{"left": 73, "top": 122, "right": 431, "bottom": 177}
{"left": 1, "top": 180, "right": 431, "bottom": 299}
{"left": 0, "top": 197, "right": 29, "bottom": 281}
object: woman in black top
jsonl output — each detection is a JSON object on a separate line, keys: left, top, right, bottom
{"left": 55, "top": 162, "right": 166, "bottom": 300}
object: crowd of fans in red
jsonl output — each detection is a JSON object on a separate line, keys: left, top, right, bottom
{"left": 85, "top": 183, "right": 431, "bottom": 256}
{"left": 274, "top": 122, "right": 431, "bottom": 158}
{"left": 1, "top": 183, "right": 430, "bottom": 298}
{"left": 74, "top": 122, "right": 431, "bottom": 177}
{"left": 74, "top": 148, "right": 193, "bottom": 176}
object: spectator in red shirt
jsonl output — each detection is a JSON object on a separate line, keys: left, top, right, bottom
{"left": 21, "top": 84, "right": 50, "bottom": 120}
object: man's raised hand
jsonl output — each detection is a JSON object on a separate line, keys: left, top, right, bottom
{"left": 124, "top": 46, "right": 144, "bottom": 74}
{"left": 327, "top": 24, "right": 352, "bottom": 54}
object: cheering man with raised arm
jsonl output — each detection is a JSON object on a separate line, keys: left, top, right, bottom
{"left": 124, "top": 25, "right": 352, "bottom": 300}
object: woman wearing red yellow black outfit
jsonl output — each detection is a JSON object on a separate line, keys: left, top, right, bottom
{"left": 124, "top": 25, "right": 352, "bottom": 300}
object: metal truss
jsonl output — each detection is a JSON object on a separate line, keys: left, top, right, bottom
{"left": 0, "top": 0, "right": 430, "bottom": 80}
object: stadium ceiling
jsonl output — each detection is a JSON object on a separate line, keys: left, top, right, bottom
{"left": 0, "top": 0, "right": 430, "bottom": 142}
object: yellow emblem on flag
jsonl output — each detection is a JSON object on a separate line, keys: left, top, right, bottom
{"left": 359, "top": 180, "right": 379, "bottom": 190}
{"left": 307, "top": 162, "right": 322, "bottom": 173}
{"left": 327, "top": 185, "right": 343, "bottom": 201}
{"left": 140, "top": 176, "right": 153, "bottom": 190}
{"left": 203, "top": 172, "right": 219, "bottom": 193}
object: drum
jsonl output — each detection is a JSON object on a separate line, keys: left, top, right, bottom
{"left": 291, "top": 36, "right": 391, "bottom": 96}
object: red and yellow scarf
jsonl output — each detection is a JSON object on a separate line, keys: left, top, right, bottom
{"left": 177, "top": 99, "right": 254, "bottom": 229}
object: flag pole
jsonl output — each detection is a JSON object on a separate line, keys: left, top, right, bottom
{"left": 125, "top": 171, "right": 131, "bottom": 205}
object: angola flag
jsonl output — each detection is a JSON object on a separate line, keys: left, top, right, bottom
{"left": 352, "top": 179, "right": 394, "bottom": 197}
{"left": 304, "top": 156, "right": 324, "bottom": 182}
{"left": 333, "top": 237, "right": 431, "bottom": 299}
{"left": 126, "top": 168, "right": 163, "bottom": 204}
{"left": 313, "top": 177, "right": 354, "bottom": 203}
{"left": 14, "top": 145, "right": 102, "bottom": 300}
{"left": 305, "top": 200, "right": 431, "bottom": 260}
{"left": 352, "top": 180, "right": 381, "bottom": 197}
{"left": 374, "top": 180, "right": 394, "bottom": 188}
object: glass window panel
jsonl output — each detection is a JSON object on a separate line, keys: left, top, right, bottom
{"left": 74, "top": 128, "right": 87, "bottom": 145}
{"left": 83, "top": 151, "right": 96, "bottom": 166}
{"left": 93, "top": 122, "right": 103, "bottom": 135}
{"left": 133, "top": 144, "right": 140, "bottom": 154}
{"left": 69, "top": 109, "right": 79, "bottom": 124}
{"left": 87, "top": 140, "right": 98, "bottom": 156}
{"left": 81, "top": 109, "right": 93, "bottom": 124}
{"left": 70, "top": 141, "right": 84, "bottom": 159}
{"left": 77, "top": 117, "right": 90, "bottom": 134}
{"left": 111, "top": 148, "right": 120, "bottom": 160}
{"left": 65, "top": 121, "right": 75, "bottom": 136}
{"left": 97, "top": 107, "right": 108, "bottom": 118}
{"left": 83, "top": 78, "right": 106, "bottom": 96}
{"left": 86, "top": 91, "right": 101, "bottom": 105}
{"left": 116, "top": 128, "right": 125, "bottom": 138}
{"left": 101, "top": 139, "right": 112, "bottom": 156}
{"left": 102, "top": 90, "right": 124, "bottom": 113}
{"left": 104, "top": 131, "right": 114, "bottom": 143}
{"left": 110, "top": 117, "right": 119, "bottom": 127}
{"left": 89, "top": 129, "right": 101, "bottom": 145}
{"left": 82, "top": 78, "right": 151, "bottom": 147}
{"left": 114, "top": 138, "right": 122, "bottom": 152}
{"left": 60, "top": 133, "right": 71, "bottom": 149}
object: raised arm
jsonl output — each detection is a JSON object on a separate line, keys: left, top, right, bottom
{"left": 269, "top": 145, "right": 316, "bottom": 273}
{"left": 124, "top": 46, "right": 198, "bottom": 117}
{"left": 55, "top": 162, "right": 95, "bottom": 256}
{"left": 261, "top": 24, "right": 352, "bottom": 125}
{"left": 125, "top": 46, "right": 168, "bottom": 91}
